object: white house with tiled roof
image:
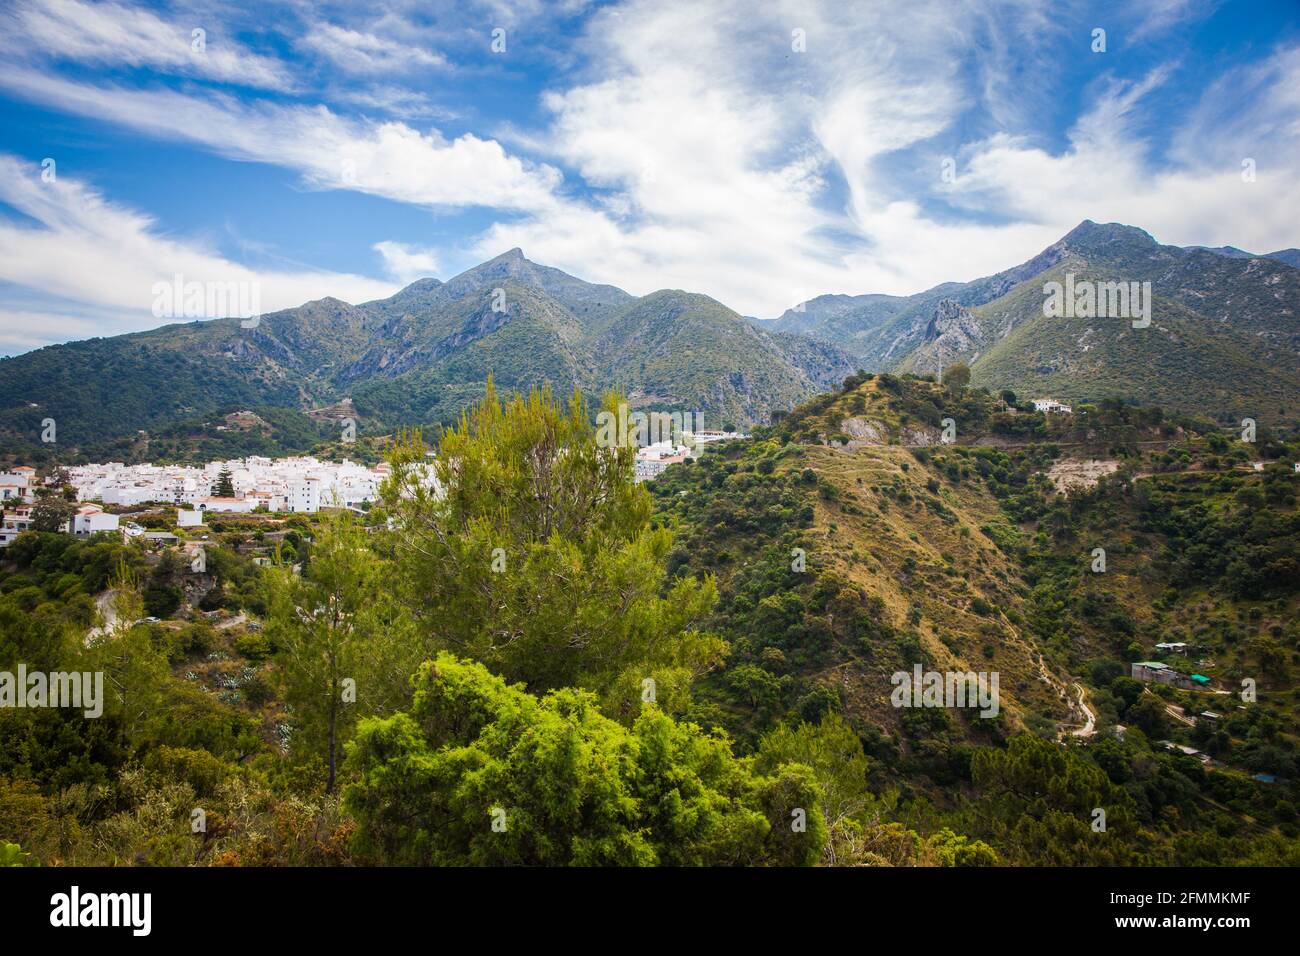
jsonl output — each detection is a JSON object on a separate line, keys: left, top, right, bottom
{"left": 0, "top": 469, "right": 35, "bottom": 503}
{"left": 71, "top": 504, "right": 120, "bottom": 537}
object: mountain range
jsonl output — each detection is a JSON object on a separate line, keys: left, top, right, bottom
{"left": 767, "top": 221, "right": 1300, "bottom": 424}
{"left": 1, "top": 220, "right": 1297, "bottom": 461}
{"left": 0, "top": 249, "right": 854, "bottom": 458}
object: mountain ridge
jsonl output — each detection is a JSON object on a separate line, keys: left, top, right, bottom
{"left": 0, "top": 251, "right": 856, "bottom": 460}
{"left": 763, "top": 220, "right": 1300, "bottom": 422}
{"left": 2, "top": 220, "right": 1297, "bottom": 463}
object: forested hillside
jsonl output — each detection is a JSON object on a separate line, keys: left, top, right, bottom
{"left": 1, "top": 377, "right": 1297, "bottom": 866}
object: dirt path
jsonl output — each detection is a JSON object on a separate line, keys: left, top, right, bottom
{"left": 1069, "top": 682, "right": 1096, "bottom": 737}
{"left": 84, "top": 589, "right": 118, "bottom": 644}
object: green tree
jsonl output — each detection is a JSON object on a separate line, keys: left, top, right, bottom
{"left": 942, "top": 363, "right": 971, "bottom": 391}
{"left": 970, "top": 734, "right": 1143, "bottom": 864}
{"left": 381, "top": 383, "right": 724, "bottom": 712}
{"left": 85, "top": 560, "right": 169, "bottom": 748}
{"left": 213, "top": 468, "right": 235, "bottom": 498}
{"left": 925, "top": 828, "right": 999, "bottom": 866}
{"left": 1126, "top": 693, "right": 1169, "bottom": 737}
{"left": 266, "top": 509, "right": 418, "bottom": 793}
{"left": 345, "top": 653, "right": 826, "bottom": 866}
{"left": 755, "top": 714, "right": 871, "bottom": 863}
{"left": 29, "top": 497, "right": 77, "bottom": 533}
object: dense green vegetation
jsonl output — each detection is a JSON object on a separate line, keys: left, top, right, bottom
{"left": 646, "top": 374, "right": 1300, "bottom": 863}
{"left": 1, "top": 377, "right": 1296, "bottom": 866}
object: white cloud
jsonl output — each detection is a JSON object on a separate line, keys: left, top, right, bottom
{"left": 1129, "top": 0, "right": 1214, "bottom": 42}
{"left": 467, "top": 0, "right": 1061, "bottom": 311}
{"left": 474, "top": 1, "right": 1300, "bottom": 313}
{"left": 948, "top": 51, "right": 1300, "bottom": 254}
{"left": 0, "top": 307, "right": 136, "bottom": 356}
{"left": 0, "top": 0, "right": 293, "bottom": 89}
{"left": 300, "top": 23, "right": 446, "bottom": 74}
{"left": 374, "top": 241, "right": 440, "bottom": 284}
{"left": 0, "top": 156, "right": 398, "bottom": 352}
{"left": 0, "top": 65, "right": 564, "bottom": 213}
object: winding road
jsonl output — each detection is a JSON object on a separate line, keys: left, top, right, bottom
{"left": 1068, "top": 682, "right": 1096, "bottom": 737}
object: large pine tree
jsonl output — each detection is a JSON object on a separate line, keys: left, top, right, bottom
{"left": 213, "top": 467, "right": 235, "bottom": 497}
{"left": 380, "top": 382, "right": 724, "bottom": 716}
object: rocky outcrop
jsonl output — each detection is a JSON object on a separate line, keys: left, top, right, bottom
{"left": 910, "top": 299, "right": 985, "bottom": 375}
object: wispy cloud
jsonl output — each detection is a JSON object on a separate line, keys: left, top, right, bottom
{"left": 299, "top": 23, "right": 446, "bottom": 74}
{"left": 0, "top": 0, "right": 294, "bottom": 90}
{"left": 0, "top": 66, "right": 564, "bottom": 212}
{"left": 950, "top": 49, "right": 1300, "bottom": 252}
{"left": 469, "top": 0, "right": 1079, "bottom": 308}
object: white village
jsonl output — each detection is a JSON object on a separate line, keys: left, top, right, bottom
{"left": 0, "top": 423, "right": 745, "bottom": 547}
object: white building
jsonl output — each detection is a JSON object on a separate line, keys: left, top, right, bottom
{"left": 71, "top": 504, "right": 120, "bottom": 537}
{"left": 634, "top": 441, "right": 689, "bottom": 482}
{"left": 288, "top": 477, "right": 321, "bottom": 512}
{"left": 684, "top": 429, "right": 745, "bottom": 446}
{"left": 0, "top": 506, "right": 34, "bottom": 548}
{"left": 1032, "top": 399, "right": 1073, "bottom": 415}
{"left": 177, "top": 509, "right": 205, "bottom": 527}
{"left": 61, "top": 455, "right": 388, "bottom": 515}
{"left": 198, "top": 497, "right": 256, "bottom": 514}
{"left": 0, "top": 467, "right": 36, "bottom": 503}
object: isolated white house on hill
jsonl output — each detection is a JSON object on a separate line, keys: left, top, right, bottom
{"left": 1032, "top": 398, "right": 1072, "bottom": 414}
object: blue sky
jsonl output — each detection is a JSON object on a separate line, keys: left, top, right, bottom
{"left": 0, "top": 0, "right": 1297, "bottom": 354}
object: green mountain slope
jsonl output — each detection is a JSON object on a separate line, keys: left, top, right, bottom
{"left": 0, "top": 251, "right": 856, "bottom": 461}
{"left": 597, "top": 290, "right": 855, "bottom": 427}
{"left": 648, "top": 374, "right": 1299, "bottom": 863}
{"left": 757, "top": 221, "right": 1300, "bottom": 423}
{"left": 969, "top": 261, "right": 1300, "bottom": 422}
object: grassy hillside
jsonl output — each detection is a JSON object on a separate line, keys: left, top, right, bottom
{"left": 597, "top": 290, "right": 854, "bottom": 428}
